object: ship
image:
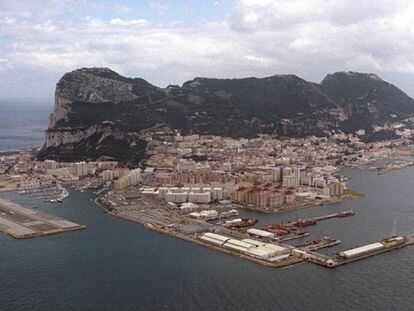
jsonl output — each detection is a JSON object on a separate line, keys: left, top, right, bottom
{"left": 298, "top": 236, "right": 341, "bottom": 250}
{"left": 260, "top": 225, "right": 291, "bottom": 236}
{"left": 295, "top": 219, "right": 316, "bottom": 227}
{"left": 380, "top": 236, "right": 407, "bottom": 248}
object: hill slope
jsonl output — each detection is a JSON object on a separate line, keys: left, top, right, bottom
{"left": 38, "top": 68, "right": 414, "bottom": 163}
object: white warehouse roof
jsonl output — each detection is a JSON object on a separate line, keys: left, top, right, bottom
{"left": 241, "top": 239, "right": 266, "bottom": 247}
{"left": 247, "top": 228, "right": 275, "bottom": 238}
{"left": 203, "top": 232, "right": 229, "bottom": 242}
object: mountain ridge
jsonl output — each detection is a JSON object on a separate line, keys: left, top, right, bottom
{"left": 38, "top": 67, "right": 414, "bottom": 163}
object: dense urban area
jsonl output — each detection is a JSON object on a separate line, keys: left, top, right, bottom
{"left": 1, "top": 127, "right": 414, "bottom": 268}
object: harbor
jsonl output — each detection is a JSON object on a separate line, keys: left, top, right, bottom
{"left": 0, "top": 197, "right": 86, "bottom": 238}
{"left": 96, "top": 185, "right": 414, "bottom": 270}
{"left": 2, "top": 165, "right": 414, "bottom": 310}
{"left": 19, "top": 184, "right": 69, "bottom": 203}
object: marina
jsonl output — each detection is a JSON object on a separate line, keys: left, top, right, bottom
{"left": 0, "top": 197, "right": 86, "bottom": 238}
{"left": 19, "top": 184, "right": 69, "bottom": 203}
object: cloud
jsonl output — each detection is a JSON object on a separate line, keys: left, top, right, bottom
{"left": 148, "top": 1, "right": 172, "bottom": 11}
{"left": 0, "top": 0, "right": 414, "bottom": 98}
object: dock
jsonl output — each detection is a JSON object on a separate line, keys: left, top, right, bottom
{"left": 282, "top": 210, "right": 355, "bottom": 228}
{"left": 0, "top": 197, "right": 86, "bottom": 239}
{"left": 276, "top": 232, "right": 310, "bottom": 242}
{"left": 305, "top": 235, "right": 414, "bottom": 268}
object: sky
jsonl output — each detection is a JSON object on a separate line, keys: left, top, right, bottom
{"left": 1, "top": 0, "right": 414, "bottom": 99}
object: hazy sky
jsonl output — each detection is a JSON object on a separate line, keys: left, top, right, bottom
{"left": 1, "top": 0, "right": 414, "bottom": 99}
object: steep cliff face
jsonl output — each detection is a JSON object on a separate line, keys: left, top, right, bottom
{"left": 39, "top": 67, "right": 414, "bottom": 163}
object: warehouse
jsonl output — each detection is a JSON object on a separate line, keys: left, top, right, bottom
{"left": 339, "top": 242, "right": 384, "bottom": 259}
{"left": 189, "top": 210, "right": 219, "bottom": 220}
{"left": 199, "top": 235, "right": 227, "bottom": 246}
{"left": 264, "top": 243, "right": 289, "bottom": 254}
{"left": 199, "top": 232, "right": 230, "bottom": 247}
{"left": 247, "top": 228, "right": 275, "bottom": 239}
{"left": 244, "top": 243, "right": 289, "bottom": 260}
{"left": 241, "top": 238, "right": 266, "bottom": 247}
{"left": 223, "top": 239, "right": 254, "bottom": 252}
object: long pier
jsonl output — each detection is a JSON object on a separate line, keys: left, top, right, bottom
{"left": 282, "top": 210, "right": 355, "bottom": 228}
{"left": 0, "top": 197, "right": 86, "bottom": 239}
{"left": 305, "top": 235, "right": 414, "bottom": 268}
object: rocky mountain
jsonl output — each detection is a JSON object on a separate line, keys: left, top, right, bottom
{"left": 38, "top": 68, "right": 414, "bottom": 163}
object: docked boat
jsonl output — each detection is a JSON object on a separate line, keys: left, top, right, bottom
{"left": 260, "top": 225, "right": 291, "bottom": 236}
{"left": 295, "top": 219, "right": 316, "bottom": 227}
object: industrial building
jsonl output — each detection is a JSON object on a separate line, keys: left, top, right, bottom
{"left": 198, "top": 233, "right": 289, "bottom": 261}
{"left": 189, "top": 210, "right": 219, "bottom": 220}
{"left": 157, "top": 186, "right": 223, "bottom": 204}
{"left": 247, "top": 228, "right": 275, "bottom": 239}
{"left": 339, "top": 243, "right": 384, "bottom": 259}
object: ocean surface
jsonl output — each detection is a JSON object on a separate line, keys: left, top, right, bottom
{"left": 0, "top": 99, "right": 52, "bottom": 152}
{"left": 1, "top": 166, "right": 414, "bottom": 310}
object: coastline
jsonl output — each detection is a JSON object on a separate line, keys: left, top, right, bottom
{"left": 237, "top": 192, "right": 362, "bottom": 214}
{"left": 93, "top": 196, "right": 303, "bottom": 268}
{"left": 109, "top": 210, "right": 303, "bottom": 268}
